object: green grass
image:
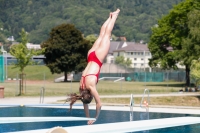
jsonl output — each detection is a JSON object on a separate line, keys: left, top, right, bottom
{"left": 2, "top": 65, "right": 199, "bottom": 107}
{"left": 3, "top": 65, "right": 185, "bottom": 97}
{"left": 2, "top": 80, "right": 183, "bottom": 96}
{"left": 7, "top": 65, "right": 63, "bottom": 81}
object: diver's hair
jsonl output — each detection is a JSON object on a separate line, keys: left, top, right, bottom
{"left": 66, "top": 90, "right": 93, "bottom": 111}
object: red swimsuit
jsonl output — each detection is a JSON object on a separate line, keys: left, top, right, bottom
{"left": 81, "top": 51, "right": 102, "bottom": 88}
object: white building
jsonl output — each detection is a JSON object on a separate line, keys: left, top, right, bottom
{"left": 106, "top": 41, "right": 127, "bottom": 63}
{"left": 106, "top": 41, "right": 151, "bottom": 68}
{"left": 7, "top": 36, "right": 15, "bottom": 41}
{"left": 106, "top": 41, "right": 185, "bottom": 70}
{"left": 113, "top": 42, "right": 151, "bottom": 69}
{"left": 26, "top": 43, "right": 41, "bottom": 50}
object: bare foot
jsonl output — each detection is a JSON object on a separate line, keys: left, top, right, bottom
{"left": 109, "top": 12, "right": 112, "bottom": 18}
{"left": 111, "top": 9, "right": 120, "bottom": 18}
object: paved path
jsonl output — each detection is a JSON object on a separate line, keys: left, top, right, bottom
{"left": 100, "top": 92, "right": 200, "bottom": 98}
{"left": 0, "top": 93, "right": 200, "bottom": 105}
{"left": 0, "top": 92, "right": 200, "bottom": 104}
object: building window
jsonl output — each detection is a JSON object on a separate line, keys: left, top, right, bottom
{"left": 117, "top": 52, "right": 119, "bottom": 56}
{"left": 138, "top": 52, "right": 140, "bottom": 55}
{"left": 141, "top": 63, "right": 144, "bottom": 66}
{"left": 141, "top": 52, "right": 143, "bottom": 55}
{"left": 141, "top": 58, "right": 143, "bottom": 60}
{"left": 134, "top": 63, "right": 137, "bottom": 66}
{"left": 134, "top": 58, "right": 137, "bottom": 60}
{"left": 131, "top": 52, "right": 133, "bottom": 55}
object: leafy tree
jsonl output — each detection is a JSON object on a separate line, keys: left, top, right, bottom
{"left": 125, "top": 58, "right": 132, "bottom": 67}
{"left": 41, "top": 24, "right": 90, "bottom": 82}
{"left": 115, "top": 56, "right": 132, "bottom": 67}
{"left": 85, "top": 34, "right": 97, "bottom": 45}
{"left": 10, "top": 28, "right": 41, "bottom": 95}
{"left": 148, "top": 0, "right": 200, "bottom": 86}
{"left": 0, "top": 33, "right": 6, "bottom": 44}
{"left": 0, "top": 0, "right": 183, "bottom": 43}
{"left": 115, "top": 56, "right": 125, "bottom": 65}
{"left": 190, "top": 60, "right": 200, "bottom": 86}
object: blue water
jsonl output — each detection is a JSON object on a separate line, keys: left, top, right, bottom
{"left": 0, "top": 106, "right": 200, "bottom": 133}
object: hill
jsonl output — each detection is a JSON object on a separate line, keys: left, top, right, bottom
{"left": 0, "top": 0, "right": 183, "bottom": 44}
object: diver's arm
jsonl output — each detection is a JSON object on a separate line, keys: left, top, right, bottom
{"left": 83, "top": 103, "right": 90, "bottom": 118}
{"left": 90, "top": 88, "right": 102, "bottom": 120}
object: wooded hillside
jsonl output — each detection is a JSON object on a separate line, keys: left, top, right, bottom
{"left": 0, "top": 0, "right": 183, "bottom": 44}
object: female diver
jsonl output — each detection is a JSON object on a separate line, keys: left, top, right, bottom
{"left": 67, "top": 9, "right": 120, "bottom": 125}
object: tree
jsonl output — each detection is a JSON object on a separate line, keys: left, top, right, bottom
{"left": 1, "top": 0, "right": 183, "bottom": 43}
{"left": 125, "top": 58, "right": 132, "bottom": 67}
{"left": 190, "top": 60, "right": 200, "bottom": 86}
{"left": 115, "top": 56, "right": 132, "bottom": 67}
{"left": 10, "top": 28, "right": 41, "bottom": 95}
{"left": 85, "top": 34, "right": 97, "bottom": 45}
{"left": 115, "top": 56, "right": 125, "bottom": 65}
{"left": 0, "top": 33, "right": 7, "bottom": 44}
{"left": 148, "top": 0, "right": 200, "bottom": 86}
{"left": 41, "top": 24, "right": 90, "bottom": 82}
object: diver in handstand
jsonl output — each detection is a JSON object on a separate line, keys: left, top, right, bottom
{"left": 67, "top": 9, "right": 120, "bottom": 125}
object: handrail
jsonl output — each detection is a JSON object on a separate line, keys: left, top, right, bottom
{"left": 140, "top": 89, "right": 150, "bottom": 109}
{"left": 129, "top": 94, "right": 134, "bottom": 121}
{"left": 140, "top": 89, "right": 150, "bottom": 120}
{"left": 40, "top": 87, "right": 45, "bottom": 103}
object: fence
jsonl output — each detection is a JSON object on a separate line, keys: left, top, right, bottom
{"left": 99, "top": 71, "right": 185, "bottom": 82}
{"left": 96, "top": 63, "right": 185, "bottom": 82}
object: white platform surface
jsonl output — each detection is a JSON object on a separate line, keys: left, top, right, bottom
{"left": 0, "top": 117, "right": 95, "bottom": 124}
{"left": 8, "top": 117, "right": 200, "bottom": 133}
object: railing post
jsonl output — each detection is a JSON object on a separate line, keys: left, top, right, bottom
{"left": 40, "top": 87, "right": 45, "bottom": 103}
{"left": 140, "top": 89, "right": 150, "bottom": 120}
{"left": 130, "top": 94, "right": 134, "bottom": 121}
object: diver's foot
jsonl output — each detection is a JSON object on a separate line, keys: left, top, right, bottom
{"left": 111, "top": 9, "right": 120, "bottom": 18}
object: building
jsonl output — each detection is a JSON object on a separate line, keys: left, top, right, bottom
{"left": 107, "top": 41, "right": 151, "bottom": 69}
{"left": 7, "top": 36, "right": 15, "bottom": 42}
{"left": 106, "top": 41, "right": 185, "bottom": 70}
{"left": 113, "top": 42, "right": 151, "bottom": 69}
{"left": 106, "top": 41, "right": 126, "bottom": 63}
{"left": 10, "top": 42, "right": 41, "bottom": 50}
{"left": 26, "top": 43, "right": 41, "bottom": 50}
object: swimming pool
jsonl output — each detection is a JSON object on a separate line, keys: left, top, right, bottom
{"left": 0, "top": 106, "right": 200, "bottom": 133}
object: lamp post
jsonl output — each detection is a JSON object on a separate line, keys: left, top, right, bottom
{"left": 1, "top": 45, "right": 7, "bottom": 80}
{"left": 2, "top": 50, "right": 7, "bottom": 80}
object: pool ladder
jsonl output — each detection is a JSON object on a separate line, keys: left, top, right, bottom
{"left": 130, "top": 89, "right": 150, "bottom": 121}
{"left": 129, "top": 94, "right": 134, "bottom": 121}
{"left": 140, "top": 89, "right": 150, "bottom": 110}
{"left": 40, "top": 87, "right": 45, "bottom": 103}
{"left": 140, "top": 89, "right": 150, "bottom": 120}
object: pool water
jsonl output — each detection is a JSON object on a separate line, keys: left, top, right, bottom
{"left": 0, "top": 106, "right": 200, "bottom": 133}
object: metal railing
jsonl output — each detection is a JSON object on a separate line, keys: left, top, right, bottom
{"left": 40, "top": 87, "right": 45, "bottom": 103}
{"left": 140, "top": 89, "right": 150, "bottom": 120}
{"left": 129, "top": 94, "right": 134, "bottom": 121}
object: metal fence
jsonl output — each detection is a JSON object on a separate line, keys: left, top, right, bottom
{"left": 97, "top": 63, "right": 186, "bottom": 82}
{"left": 99, "top": 71, "right": 185, "bottom": 82}
{"left": 72, "top": 71, "right": 186, "bottom": 82}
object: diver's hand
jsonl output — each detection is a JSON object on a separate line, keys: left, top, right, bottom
{"left": 87, "top": 119, "right": 96, "bottom": 125}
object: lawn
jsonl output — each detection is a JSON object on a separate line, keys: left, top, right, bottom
{"left": 1, "top": 65, "right": 200, "bottom": 107}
